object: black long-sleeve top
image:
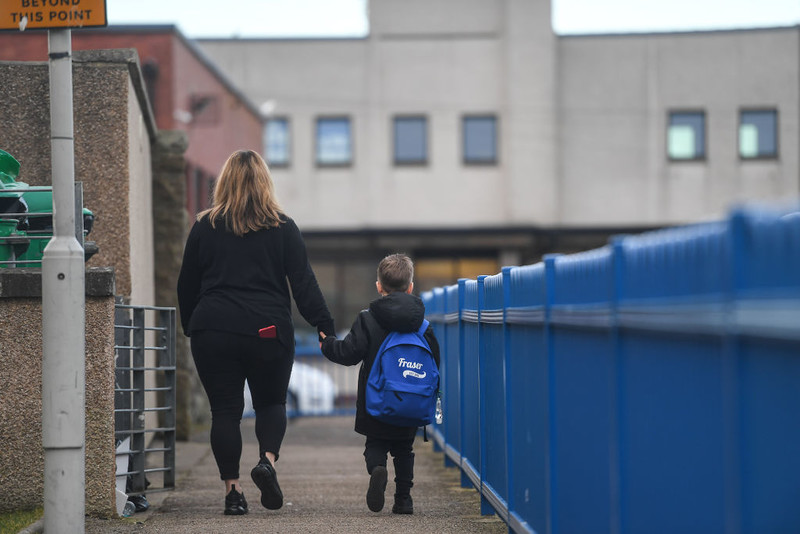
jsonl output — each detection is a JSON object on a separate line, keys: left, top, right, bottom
{"left": 321, "top": 292, "right": 440, "bottom": 439}
{"left": 177, "top": 215, "right": 334, "bottom": 349}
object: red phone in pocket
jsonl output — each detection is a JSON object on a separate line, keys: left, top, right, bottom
{"left": 259, "top": 325, "right": 277, "bottom": 338}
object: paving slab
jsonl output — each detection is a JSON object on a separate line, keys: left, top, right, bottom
{"left": 83, "top": 416, "right": 507, "bottom": 533}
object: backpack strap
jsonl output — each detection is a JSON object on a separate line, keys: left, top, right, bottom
{"left": 416, "top": 319, "right": 429, "bottom": 337}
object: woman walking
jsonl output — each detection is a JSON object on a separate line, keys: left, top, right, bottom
{"left": 177, "top": 149, "right": 335, "bottom": 515}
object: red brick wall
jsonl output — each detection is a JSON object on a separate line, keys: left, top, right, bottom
{"left": 170, "top": 34, "right": 262, "bottom": 181}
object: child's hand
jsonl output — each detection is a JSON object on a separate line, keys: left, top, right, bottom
{"left": 319, "top": 332, "right": 327, "bottom": 339}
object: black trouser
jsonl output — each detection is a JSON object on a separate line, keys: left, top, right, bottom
{"left": 191, "top": 329, "right": 293, "bottom": 481}
{"left": 364, "top": 436, "right": 415, "bottom": 496}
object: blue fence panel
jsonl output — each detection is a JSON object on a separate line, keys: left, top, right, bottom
{"left": 443, "top": 283, "right": 462, "bottom": 466}
{"left": 729, "top": 206, "right": 800, "bottom": 532}
{"left": 731, "top": 206, "right": 800, "bottom": 299}
{"left": 616, "top": 224, "right": 731, "bottom": 534}
{"left": 548, "top": 248, "right": 616, "bottom": 534}
{"left": 505, "top": 263, "right": 548, "bottom": 534}
{"left": 618, "top": 332, "right": 726, "bottom": 534}
{"left": 619, "top": 222, "right": 729, "bottom": 305}
{"left": 737, "top": 338, "right": 800, "bottom": 532}
{"left": 460, "top": 278, "right": 481, "bottom": 489}
{"left": 422, "top": 204, "right": 800, "bottom": 534}
{"left": 478, "top": 273, "right": 509, "bottom": 518}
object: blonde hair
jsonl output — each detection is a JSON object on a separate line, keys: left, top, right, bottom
{"left": 377, "top": 253, "right": 414, "bottom": 293}
{"left": 199, "top": 150, "right": 284, "bottom": 236}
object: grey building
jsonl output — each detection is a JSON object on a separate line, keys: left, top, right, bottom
{"left": 198, "top": 0, "right": 799, "bottom": 329}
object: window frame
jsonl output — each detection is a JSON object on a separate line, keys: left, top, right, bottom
{"left": 392, "top": 115, "right": 429, "bottom": 166}
{"left": 462, "top": 114, "right": 499, "bottom": 166}
{"left": 738, "top": 108, "right": 779, "bottom": 161}
{"left": 315, "top": 115, "right": 354, "bottom": 168}
{"left": 666, "top": 109, "right": 707, "bottom": 162}
{"left": 263, "top": 117, "right": 291, "bottom": 168}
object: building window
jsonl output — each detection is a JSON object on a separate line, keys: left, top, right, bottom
{"left": 316, "top": 117, "right": 352, "bottom": 166}
{"left": 739, "top": 109, "right": 777, "bottom": 159}
{"left": 667, "top": 111, "right": 705, "bottom": 160}
{"left": 394, "top": 116, "right": 427, "bottom": 165}
{"left": 463, "top": 115, "right": 497, "bottom": 164}
{"left": 264, "top": 118, "right": 290, "bottom": 167}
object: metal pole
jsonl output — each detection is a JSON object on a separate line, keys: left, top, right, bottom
{"left": 42, "top": 28, "right": 85, "bottom": 534}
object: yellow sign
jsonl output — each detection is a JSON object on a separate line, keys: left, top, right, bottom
{"left": 0, "top": 0, "right": 107, "bottom": 31}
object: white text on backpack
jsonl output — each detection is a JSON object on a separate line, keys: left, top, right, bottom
{"left": 397, "top": 357, "right": 423, "bottom": 370}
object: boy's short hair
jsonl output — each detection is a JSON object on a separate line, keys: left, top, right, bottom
{"left": 377, "top": 253, "right": 414, "bottom": 293}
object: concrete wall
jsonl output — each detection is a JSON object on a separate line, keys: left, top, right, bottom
{"left": 151, "top": 130, "right": 209, "bottom": 439}
{"left": 370, "top": 0, "right": 502, "bottom": 36}
{"left": 199, "top": 4, "right": 798, "bottom": 232}
{"left": 198, "top": 0, "right": 558, "bottom": 230}
{"left": 127, "top": 74, "right": 155, "bottom": 306}
{"left": 0, "top": 48, "right": 185, "bottom": 514}
{"left": 558, "top": 27, "right": 800, "bottom": 226}
{"left": 0, "top": 49, "right": 157, "bottom": 304}
{"left": 0, "top": 268, "right": 117, "bottom": 517}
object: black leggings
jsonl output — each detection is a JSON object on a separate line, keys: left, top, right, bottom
{"left": 191, "top": 329, "right": 293, "bottom": 481}
{"left": 364, "top": 436, "right": 415, "bottom": 496}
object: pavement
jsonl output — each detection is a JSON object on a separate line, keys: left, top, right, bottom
{"left": 82, "top": 416, "right": 507, "bottom": 534}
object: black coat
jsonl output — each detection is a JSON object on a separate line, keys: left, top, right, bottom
{"left": 177, "top": 215, "right": 334, "bottom": 349}
{"left": 321, "top": 292, "right": 440, "bottom": 440}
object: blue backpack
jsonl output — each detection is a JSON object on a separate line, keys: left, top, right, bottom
{"left": 366, "top": 319, "right": 439, "bottom": 427}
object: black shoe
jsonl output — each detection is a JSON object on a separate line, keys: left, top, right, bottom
{"left": 392, "top": 494, "right": 413, "bottom": 515}
{"left": 127, "top": 494, "right": 149, "bottom": 513}
{"left": 251, "top": 457, "right": 283, "bottom": 510}
{"left": 224, "top": 487, "right": 248, "bottom": 515}
{"left": 366, "top": 466, "right": 388, "bottom": 512}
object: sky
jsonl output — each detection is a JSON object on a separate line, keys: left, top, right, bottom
{"left": 106, "top": 0, "right": 800, "bottom": 39}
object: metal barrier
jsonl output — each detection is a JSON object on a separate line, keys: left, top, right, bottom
{"left": 114, "top": 303, "right": 177, "bottom": 497}
{"left": 423, "top": 204, "right": 800, "bottom": 534}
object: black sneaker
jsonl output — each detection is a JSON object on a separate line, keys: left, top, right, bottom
{"left": 366, "top": 466, "right": 388, "bottom": 512}
{"left": 224, "top": 487, "right": 248, "bottom": 515}
{"left": 392, "top": 494, "right": 413, "bottom": 515}
{"left": 251, "top": 457, "right": 283, "bottom": 510}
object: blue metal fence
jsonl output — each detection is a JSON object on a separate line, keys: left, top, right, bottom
{"left": 422, "top": 205, "right": 800, "bottom": 534}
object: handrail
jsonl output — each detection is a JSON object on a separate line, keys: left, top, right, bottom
{"left": 422, "top": 204, "right": 800, "bottom": 534}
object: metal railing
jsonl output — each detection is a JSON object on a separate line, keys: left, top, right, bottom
{"left": 423, "top": 204, "right": 800, "bottom": 534}
{"left": 114, "top": 303, "right": 177, "bottom": 496}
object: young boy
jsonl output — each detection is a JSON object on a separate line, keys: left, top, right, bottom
{"left": 320, "top": 253, "right": 440, "bottom": 514}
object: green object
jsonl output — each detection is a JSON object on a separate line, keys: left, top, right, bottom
{"left": 0, "top": 148, "right": 96, "bottom": 267}
{"left": 0, "top": 149, "right": 21, "bottom": 185}
{"left": 0, "top": 218, "right": 18, "bottom": 262}
{"left": 0, "top": 151, "right": 28, "bottom": 266}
